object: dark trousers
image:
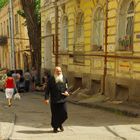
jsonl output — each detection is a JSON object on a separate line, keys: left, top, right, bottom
{"left": 50, "top": 102, "right": 68, "bottom": 129}
{"left": 25, "top": 80, "right": 30, "bottom": 92}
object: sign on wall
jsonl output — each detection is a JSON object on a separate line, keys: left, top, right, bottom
{"left": 118, "top": 61, "right": 131, "bottom": 73}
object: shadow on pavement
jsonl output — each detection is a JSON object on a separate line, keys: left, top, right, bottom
{"left": 16, "top": 130, "right": 54, "bottom": 134}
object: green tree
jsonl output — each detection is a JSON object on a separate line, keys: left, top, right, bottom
{"left": 0, "top": 0, "right": 7, "bottom": 9}
{"left": 19, "top": 0, "right": 41, "bottom": 81}
{"left": 0, "top": 0, "right": 41, "bottom": 81}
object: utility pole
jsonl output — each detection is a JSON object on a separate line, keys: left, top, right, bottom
{"left": 9, "top": 0, "right": 15, "bottom": 70}
{"left": 103, "top": 0, "right": 108, "bottom": 94}
{"left": 55, "top": 0, "right": 58, "bottom": 66}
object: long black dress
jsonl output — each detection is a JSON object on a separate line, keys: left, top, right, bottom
{"left": 45, "top": 76, "right": 68, "bottom": 129}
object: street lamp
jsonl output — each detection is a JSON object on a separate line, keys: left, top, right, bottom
{"left": 9, "top": 0, "right": 15, "bottom": 70}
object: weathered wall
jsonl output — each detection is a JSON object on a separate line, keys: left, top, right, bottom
{"left": 0, "top": 0, "right": 30, "bottom": 70}
{"left": 41, "top": 0, "right": 140, "bottom": 102}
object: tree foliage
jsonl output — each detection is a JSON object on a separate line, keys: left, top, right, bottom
{"left": 20, "top": 0, "right": 41, "bottom": 80}
{"left": 18, "top": 0, "right": 41, "bottom": 23}
{"left": 34, "top": 0, "right": 41, "bottom": 23}
{"left": 0, "top": 0, "right": 8, "bottom": 9}
{"left": 0, "top": 0, "right": 41, "bottom": 80}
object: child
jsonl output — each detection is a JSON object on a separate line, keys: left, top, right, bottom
{"left": 5, "top": 71, "right": 16, "bottom": 107}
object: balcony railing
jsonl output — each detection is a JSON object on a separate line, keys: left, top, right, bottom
{"left": 0, "top": 35, "right": 8, "bottom": 46}
{"left": 73, "top": 43, "right": 84, "bottom": 63}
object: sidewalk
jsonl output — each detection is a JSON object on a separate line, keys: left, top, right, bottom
{"left": 0, "top": 90, "right": 140, "bottom": 140}
{"left": 67, "top": 89, "right": 140, "bottom": 118}
{"left": 0, "top": 99, "right": 16, "bottom": 140}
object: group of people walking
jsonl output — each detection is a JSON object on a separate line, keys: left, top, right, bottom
{"left": 4, "top": 66, "right": 69, "bottom": 133}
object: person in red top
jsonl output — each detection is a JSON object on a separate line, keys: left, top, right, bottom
{"left": 5, "top": 72, "right": 16, "bottom": 107}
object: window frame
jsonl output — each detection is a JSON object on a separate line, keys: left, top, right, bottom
{"left": 117, "top": 0, "right": 134, "bottom": 51}
{"left": 75, "top": 11, "right": 84, "bottom": 44}
{"left": 61, "top": 16, "right": 68, "bottom": 51}
{"left": 15, "top": 14, "right": 19, "bottom": 34}
{"left": 92, "top": 6, "right": 104, "bottom": 51}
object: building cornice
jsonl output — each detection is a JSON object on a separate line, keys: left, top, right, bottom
{"left": 57, "top": 0, "right": 68, "bottom": 6}
{"left": 40, "top": 2, "right": 56, "bottom": 13}
{"left": 40, "top": 0, "right": 69, "bottom": 13}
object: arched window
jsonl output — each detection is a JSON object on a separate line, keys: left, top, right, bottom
{"left": 118, "top": 1, "right": 134, "bottom": 51}
{"left": 92, "top": 7, "right": 104, "bottom": 51}
{"left": 74, "top": 11, "right": 84, "bottom": 63}
{"left": 61, "top": 16, "right": 68, "bottom": 50}
{"left": 75, "top": 12, "right": 84, "bottom": 44}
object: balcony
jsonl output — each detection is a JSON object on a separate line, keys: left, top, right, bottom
{"left": 0, "top": 36, "right": 8, "bottom": 46}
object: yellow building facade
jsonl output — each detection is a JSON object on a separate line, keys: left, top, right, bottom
{"left": 0, "top": 0, "right": 30, "bottom": 70}
{"left": 41, "top": 0, "right": 140, "bottom": 101}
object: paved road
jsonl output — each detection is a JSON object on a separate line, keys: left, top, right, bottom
{"left": 0, "top": 92, "right": 140, "bottom": 140}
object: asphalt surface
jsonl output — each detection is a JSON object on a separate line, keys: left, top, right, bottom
{"left": 0, "top": 91, "right": 140, "bottom": 140}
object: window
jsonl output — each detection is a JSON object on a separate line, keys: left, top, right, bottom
{"left": 15, "top": 14, "right": 19, "bottom": 34}
{"left": 118, "top": 1, "right": 134, "bottom": 51}
{"left": 1, "top": 23, "right": 3, "bottom": 35}
{"left": 7, "top": 19, "right": 9, "bottom": 36}
{"left": 61, "top": 16, "right": 68, "bottom": 50}
{"left": 75, "top": 12, "right": 84, "bottom": 44}
{"left": 92, "top": 7, "right": 104, "bottom": 51}
{"left": 126, "top": 2, "right": 134, "bottom": 48}
{"left": 74, "top": 11, "right": 84, "bottom": 63}
{"left": 3, "top": 21, "right": 6, "bottom": 35}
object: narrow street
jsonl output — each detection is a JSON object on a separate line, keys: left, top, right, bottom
{"left": 0, "top": 92, "right": 140, "bottom": 140}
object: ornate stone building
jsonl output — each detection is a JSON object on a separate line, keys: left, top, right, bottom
{"left": 0, "top": 0, "right": 30, "bottom": 70}
{"left": 41, "top": 0, "right": 140, "bottom": 102}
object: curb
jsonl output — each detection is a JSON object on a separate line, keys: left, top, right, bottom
{"left": 1, "top": 113, "right": 16, "bottom": 140}
{"left": 7, "top": 113, "right": 16, "bottom": 140}
{"left": 34, "top": 91, "right": 139, "bottom": 118}
{"left": 68, "top": 100, "right": 139, "bottom": 118}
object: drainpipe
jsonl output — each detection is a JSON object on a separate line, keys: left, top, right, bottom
{"left": 9, "top": 0, "right": 15, "bottom": 70}
{"left": 55, "top": 0, "right": 59, "bottom": 66}
{"left": 102, "top": 0, "right": 108, "bottom": 94}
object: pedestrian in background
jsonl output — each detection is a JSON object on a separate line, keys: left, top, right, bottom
{"left": 31, "top": 67, "right": 37, "bottom": 91}
{"left": 5, "top": 71, "right": 16, "bottom": 107}
{"left": 45, "top": 66, "right": 69, "bottom": 133}
{"left": 12, "top": 70, "right": 17, "bottom": 81}
{"left": 15, "top": 72, "right": 21, "bottom": 91}
{"left": 12, "top": 70, "right": 18, "bottom": 94}
{"left": 42, "top": 69, "right": 51, "bottom": 91}
{"left": 24, "top": 69, "right": 31, "bottom": 92}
